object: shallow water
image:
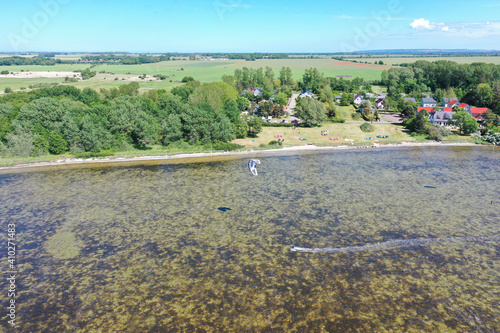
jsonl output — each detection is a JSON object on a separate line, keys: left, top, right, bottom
{"left": 1, "top": 146, "right": 499, "bottom": 332}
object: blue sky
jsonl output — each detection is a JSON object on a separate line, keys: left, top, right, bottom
{"left": 1, "top": 0, "right": 500, "bottom": 52}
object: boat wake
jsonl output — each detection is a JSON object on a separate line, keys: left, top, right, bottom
{"left": 290, "top": 235, "right": 500, "bottom": 254}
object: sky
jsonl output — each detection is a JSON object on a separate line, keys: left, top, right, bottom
{"left": 1, "top": 0, "right": 500, "bottom": 53}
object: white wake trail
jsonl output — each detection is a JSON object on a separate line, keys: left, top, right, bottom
{"left": 290, "top": 235, "right": 500, "bottom": 254}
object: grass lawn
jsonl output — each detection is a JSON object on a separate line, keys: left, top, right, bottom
{"left": 335, "top": 105, "right": 357, "bottom": 120}
{"left": 233, "top": 123, "right": 412, "bottom": 148}
{"left": 233, "top": 122, "right": 476, "bottom": 149}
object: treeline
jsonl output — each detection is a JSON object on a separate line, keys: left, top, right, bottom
{"left": 208, "top": 53, "right": 289, "bottom": 61}
{"left": 222, "top": 66, "right": 370, "bottom": 95}
{"left": 82, "top": 54, "right": 170, "bottom": 64}
{"left": 0, "top": 82, "right": 263, "bottom": 158}
{"left": 0, "top": 56, "right": 64, "bottom": 66}
{"left": 381, "top": 60, "right": 500, "bottom": 113}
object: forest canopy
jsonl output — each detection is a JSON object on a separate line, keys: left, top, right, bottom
{"left": 0, "top": 82, "right": 260, "bottom": 158}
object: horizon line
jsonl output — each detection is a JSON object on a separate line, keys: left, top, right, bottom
{"left": 1, "top": 49, "right": 500, "bottom": 55}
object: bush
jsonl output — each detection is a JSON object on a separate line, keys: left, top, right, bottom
{"left": 181, "top": 76, "right": 195, "bottom": 83}
{"left": 268, "top": 140, "right": 283, "bottom": 146}
{"left": 5, "top": 131, "right": 35, "bottom": 157}
{"left": 262, "top": 122, "right": 295, "bottom": 127}
{"left": 330, "top": 117, "right": 346, "bottom": 123}
{"left": 479, "top": 130, "right": 500, "bottom": 145}
{"left": 427, "top": 125, "right": 451, "bottom": 141}
{"left": 4, "top": 87, "right": 13, "bottom": 94}
{"left": 209, "top": 142, "right": 244, "bottom": 151}
{"left": 351, "top": 112, "right": 361, "bottom": 121}
{"left": 427, "top": 127, "right": 443, "bottom": 141}
{"left": 360, "top": 122, "right": 374, "bottom": 132}
{"left": 72, "top": 150, "right": 115, "bottom": 159}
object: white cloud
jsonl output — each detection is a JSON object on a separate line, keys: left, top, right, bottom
{"left": 410, "top": 18, "right": 432, "bottom": 30}
{"left": 449, "top": 21, "right": 500, "bottom": 37}
{"left": 410, "top": 18, "right": 449, "bottom": 32}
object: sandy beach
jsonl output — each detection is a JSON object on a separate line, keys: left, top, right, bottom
{"left": 0, "top": 141, "right": 484, "bottom": 172}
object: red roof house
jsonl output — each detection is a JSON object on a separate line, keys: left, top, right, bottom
{"left": 469, "top": 107, "right": 488, "bottom": 114}
{"left": 417, "top": 107, "right": 434, "bottom": 113}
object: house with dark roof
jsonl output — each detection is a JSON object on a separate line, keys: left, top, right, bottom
{"left": 299, "top": 90, "right": 314, "bottom": 99}
{"left": 431, "top": 111, "right": 455, "bottom": 126}
{"left": 420, "top": 98, "right": 437, "bottom": 107}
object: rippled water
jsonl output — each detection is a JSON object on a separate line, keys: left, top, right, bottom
{"left": 1, "top": 146, "right": 499, "bottom": 332}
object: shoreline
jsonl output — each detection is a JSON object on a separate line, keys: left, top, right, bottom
{"left": 0, "top": 141, "right": 487, "bottom": 172}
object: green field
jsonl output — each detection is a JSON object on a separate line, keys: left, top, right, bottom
{"left": 0, "top": 77, "right": 67, "bottom": 92}
{"left": 2, "top": 56, "right": 499, "bottom": 93}
{"left": 0, "top": 59, "right": 389, "bottom": 93}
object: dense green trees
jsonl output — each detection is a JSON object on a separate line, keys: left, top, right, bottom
{"left": 452, "top": 109, "right": 479, "bottom": 135}
{"left": 0, "top": 79, "right": 261, "bottom": 158}
{"left": 405, "top": 113, "right": 428, "bottom": 134}
{"left": 294, "top": 98, "right": 327, "bottom": 127}
{"left": 188, "top": 82, "right": 239, "bottom": 110}
{"left": 0, "top": 56, "right": 61, "bottom": 66}
{"left": 400, "top": 101, "right": 417, "bottom": 122}
{"left": 301, "top": 68, "right": 325, "bottom": 93}
{"left": 381, "top": 60, "right": 500, "bottom": 114}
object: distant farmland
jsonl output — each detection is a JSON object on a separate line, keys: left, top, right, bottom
{"left": 0, "top": 59, "right": 389, "bottom": 92}
{"left": 343, "top": 56, "right": 500, "bottom": 66}
{"left": 4, "top": 56, "right": 499, "bottom": 93}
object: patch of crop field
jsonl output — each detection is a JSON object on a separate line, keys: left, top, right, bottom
{"left": 0, "top": 59, "right": 390, "bottom": 91}
{"left": 371, "top": 85, "right": 387, "bottom": 94}
{"left": 344, "top": 56, "right": 500, "bottom": 65}
{"left": 0, "top": 77, "right": 65, "bottom": 92}
{"left": 89, "top": 59, "right": 387, "bottom": 82}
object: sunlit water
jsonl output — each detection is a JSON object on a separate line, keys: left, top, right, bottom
{"left": 1, "top": 146, "right": 499, "bottom": 332}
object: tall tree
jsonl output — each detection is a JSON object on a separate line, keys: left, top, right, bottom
{"left": 188, "top": 82, "right": 239, "bottom": 110}
{"left": 294, "top": 98, "right": 327, "bottom": 127}
{"left": 452, "top": 109, "right": 479, "bottom": 135}
{"left": 301, "top": 68, "right": 325, "bottom": 93}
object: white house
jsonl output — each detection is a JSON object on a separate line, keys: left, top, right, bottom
{"left": 420, "top": 98, "right": 437, "bottom": 107}
{"left": 354, "top": 94, "right": 364, "bottom": 105}
{"left": 375, "top": 98, "right": 385, "bottom": 110}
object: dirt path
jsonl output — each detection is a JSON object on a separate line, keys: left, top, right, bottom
{"left": 379, "top": 112, "right": 404, "bottom": 124}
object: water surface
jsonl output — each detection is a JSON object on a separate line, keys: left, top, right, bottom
{"left": 1, "top": 146, "right": 499, "bottom": 332}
